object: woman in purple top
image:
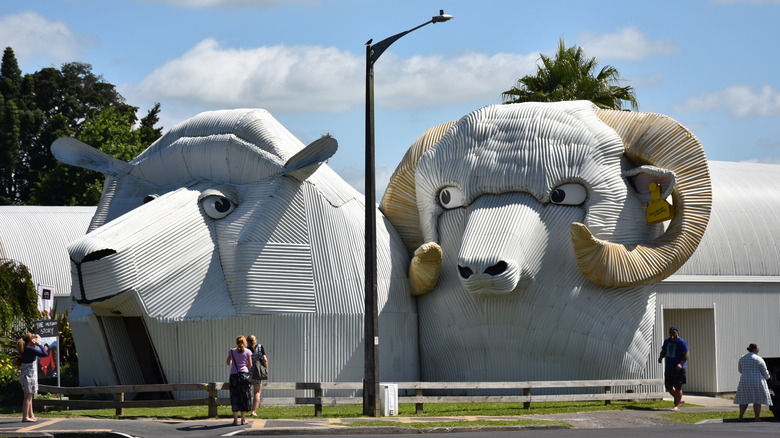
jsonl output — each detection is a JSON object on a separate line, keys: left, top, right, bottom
{"left": 226, "top": 335, "right": 253, "bottom": 425}
{"left": 16, "top": 333, "right": 49, "bottom": 422}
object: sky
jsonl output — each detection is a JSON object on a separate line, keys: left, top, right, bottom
{"left": 2, "top": 0, "right": 780, "bottom": 197}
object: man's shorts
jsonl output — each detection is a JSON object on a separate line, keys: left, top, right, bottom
{"left": 664, "top": 368, "right": 686, "bottom": 390}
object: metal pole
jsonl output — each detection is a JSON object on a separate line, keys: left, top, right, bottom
{"left": 363, "top": 41, "right": 380, "bottom": 417}
{"left": 363, "top": 10, "right": 453, "bottom": 417}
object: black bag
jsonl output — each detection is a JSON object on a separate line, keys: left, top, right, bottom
{"left": 237, "top": 371, "right": 252, "bottom": 386}
{"left": 251, "top": 344, "right": 269, "bottom": 380}
{"left": 252, "top": 361, "right": 269, "bottom": 380}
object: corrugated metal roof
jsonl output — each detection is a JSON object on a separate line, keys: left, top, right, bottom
{"left": 0, "top": 206, "right": 96, "bottom": 298}
{"left": 671, "top": 161, "right": 780, "bottom": 277}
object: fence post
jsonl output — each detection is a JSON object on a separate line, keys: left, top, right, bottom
{"left": 415, "top": 388, "right": 424, "bottom": 415}
{"left": 523, "top": 388, "right": 531, "bottom": 409}
{"left": 314, "top": 387, "right": 323, "bottom": 417}
{"left": 208, "top": 382, "right": 219, "bottom": 418}
{"left": 115, "top": 392, "right": 124, "bottom": 416}
{"left": 604, "top": 385, "right": 611, "bottom": 406}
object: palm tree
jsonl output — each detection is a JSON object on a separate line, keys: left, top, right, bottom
{"left": 502, "top": 38, "right": 638, "bottom": 111}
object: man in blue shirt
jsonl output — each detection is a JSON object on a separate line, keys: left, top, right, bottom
{"left": 658, "top": 326, "right": 689, "bottom": 411}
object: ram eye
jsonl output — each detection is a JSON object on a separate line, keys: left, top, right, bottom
{"left": 200, "top": 195, "right": 236, "bottom": 219}
{"left": 143, "top": 194, "right": 159, "bottom": 204}
{"left": 437, "top": 186, "right": 465, "bottom": 209}
{"left": 550, "top": 183, "right": 587, "bottom": 206}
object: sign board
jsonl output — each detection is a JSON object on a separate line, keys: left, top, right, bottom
{"left": 33, "top": 320, "right": 59, "bottom": 380}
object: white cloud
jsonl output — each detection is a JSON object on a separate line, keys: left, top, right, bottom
{"left": 133, "top": 39, "right": 363, "bottom": 113}
{"left": 131, "top": 39, "right": 537, "bottom": 114}
{"left": 677, "top": 85, "right": 780, "bottom": 118}
{"left": 578, "top": 27, "right": 679, "bottom": 61}
{"left": 0, "top": 11, "right": 92, "bottom": 68}
{"left": 377, "top": 52, "right": 538, "bottom": 110}
{"left": 137, "top": 0, "right": 315, "bottom": 8}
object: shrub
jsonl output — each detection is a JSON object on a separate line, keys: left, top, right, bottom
{"left": 0, "top": 351, "right": 21, "bottom": 402}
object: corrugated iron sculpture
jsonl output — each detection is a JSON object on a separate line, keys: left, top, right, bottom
{"left": 53, "top": 109, "right": 418, "bottom": 389}
{"left": 381, "top": 101, "right": 712, "bottom": 381}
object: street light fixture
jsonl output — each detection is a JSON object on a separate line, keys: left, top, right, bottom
{"left": 364, "top": 9, "right": 453, "bottom": 417}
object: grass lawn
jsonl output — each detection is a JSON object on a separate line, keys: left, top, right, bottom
{"left": 0, "top": 400, "right": 675, "bottom": 420}
{"left": 1, "top": 399, "right": 770, "bottom": 428}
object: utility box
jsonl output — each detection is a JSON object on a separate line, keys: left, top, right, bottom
{"left": 379, "top": 383, "right": 398, "bottom": 416}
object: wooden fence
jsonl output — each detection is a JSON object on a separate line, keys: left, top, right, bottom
{"left": 37, "top": 379, "right": 666, "bottom": 418}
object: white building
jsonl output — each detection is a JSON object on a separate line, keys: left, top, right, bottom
{"left": 0, "top": 206, "right": 95, "bottom": 315}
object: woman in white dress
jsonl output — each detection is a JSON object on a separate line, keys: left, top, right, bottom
{"left": 734, "top": 343, "right": 772, "bottom": 421}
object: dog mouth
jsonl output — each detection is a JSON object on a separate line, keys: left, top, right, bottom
{"left": 72, "top": 248, "right": 139, "bottom": 305}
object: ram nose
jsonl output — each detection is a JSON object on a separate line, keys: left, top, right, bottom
{"left": 456, "top": 258, "right": 520, "bottom": 296}
{"left": 458, "top": 261, "right": 509, "bottom": 279}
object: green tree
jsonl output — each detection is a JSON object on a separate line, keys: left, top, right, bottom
{"left": 0, "top": 259, "right": 38, "bottom": 335}
{"left": 0, "top": 47, "right": 163, "bottom": 205}
{"left": 0, "top": 96, "right": 21, "bottom": 204}
{"left": 0, "top": 48, "right": 24, "bottom": 204}
{"left": 502, "top": 39, "right": 638, "bottom": 111}
{"left": 138, "top": 102, "right": 163, "bottom": 147}
{"left": 33, "top": 105, "right": 149, "bottom": 205}
{"left": 0, "top": 47, "right": 22, "bottom": 99}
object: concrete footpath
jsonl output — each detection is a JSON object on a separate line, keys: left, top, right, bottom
{"left": 0, "top": 396, "right": 766, "bottom": 437}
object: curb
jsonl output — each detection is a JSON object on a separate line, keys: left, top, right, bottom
{"left": 236, "top": 424, "right": 570, "bottom": 435}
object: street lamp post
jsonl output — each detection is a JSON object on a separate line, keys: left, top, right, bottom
{"left": 364, "top": 9, "right": 453, "bottom": 417}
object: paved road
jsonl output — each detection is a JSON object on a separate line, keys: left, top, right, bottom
{"left": 0, "top": 396, "right": 776, "bottom": 437}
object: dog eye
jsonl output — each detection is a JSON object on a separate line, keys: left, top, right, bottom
{"left": 437, "top": 186, "right": 464, "bottom": 209}
{"left": 200, "top": 195, "right": 236, "bottom": 219}
{"left": 550, "top": 183, "right": 587, "bottom": 205}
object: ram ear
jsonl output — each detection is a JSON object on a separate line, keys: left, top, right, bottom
{"left": 284, "top": 135, "right": 338, "bottom": 182}
{"left": 409, "top": 242, "right": 442, "bottom": 295}
{"left": 624, "top": 165, "right": 676, "bottom": 203}
{"left": 52, "top": 137, "right": 133, "bottom": 176}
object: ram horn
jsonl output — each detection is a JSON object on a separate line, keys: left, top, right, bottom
{"left": 380, "top": 121, "right": 456, "bottom": 295}
{"left": 380, "top": 121, "right": 456, "bottom": 254}
{"left": 571, "top": 110, "right": 712, "bottom": 286}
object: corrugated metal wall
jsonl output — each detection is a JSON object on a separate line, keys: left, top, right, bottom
{"left": 0, "top": 206, "right": 95, "bottom": 313}
{"left": 138, "top": 311, "right": 418, "bottom": 399}
{"left": 656, "top": 281, "right": 780, "bottom": 394}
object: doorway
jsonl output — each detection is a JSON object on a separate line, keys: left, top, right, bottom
{"left": 662, "top": 308, "right": 716, "bottom": 394}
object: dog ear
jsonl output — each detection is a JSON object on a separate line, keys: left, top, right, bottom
{"left": 284, "top": 135, "right": 338, "bottom": 182}
{"left": 52, "top": 137, "right": 133, "bottom": 176}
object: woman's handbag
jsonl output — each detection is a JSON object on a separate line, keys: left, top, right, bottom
{"left": 237, "top": 371, "right": 252, "bottom": 385}
{"left": 252, "top": 361, "right": 269, "bottom": 380}
{"left": 230, "top": 350, "right": 252, "bottom": 385}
